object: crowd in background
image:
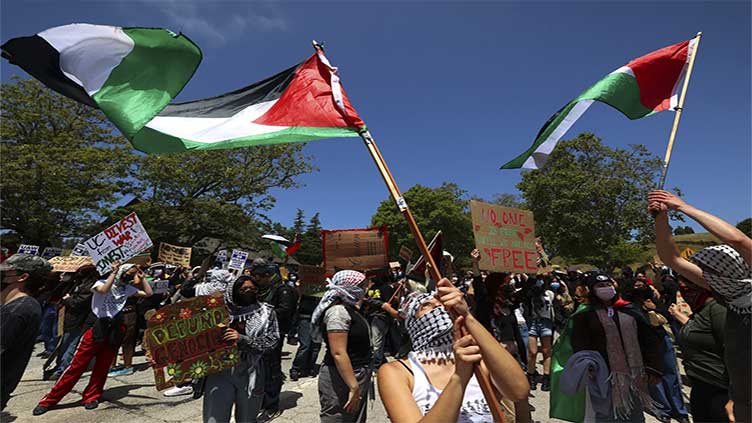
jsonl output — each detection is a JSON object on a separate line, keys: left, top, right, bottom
{"left": 1, "top": 190, "right": 750, "bottom": 423}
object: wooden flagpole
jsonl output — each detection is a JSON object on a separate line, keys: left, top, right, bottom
{"left": 359, "top": 130, "right": 507, "bottom": 423}
{"left": 658, "top": 32, "right": 702, "bottom": 189}
{"left": 312, "top": 42, "right": 507, "bottom": 421}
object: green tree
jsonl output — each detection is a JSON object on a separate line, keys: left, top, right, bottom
{"left": 1, "top": 77, "right": 134, "bottom": 246}
{"left": 673, "top": 226, "right": 695, "bottom": 235}
{"left": 370, "top": 183, "right": 474, "bottom": 268}
{"left": 490, "top": 193, "right": 526, "bottom": 208}
{"left": 111, "top": 144, "right": 314, "bottom": 254}
{"left": 292, "top": 209, "right": 306, "bottom": 236}
{"left": 737, "top": 218, "right": 752, "bottom": 237}
{"left": 517, "top": 133, "right": 674, "bottom": 271}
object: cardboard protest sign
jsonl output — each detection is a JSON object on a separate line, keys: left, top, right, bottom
{"left": 48, "top": 256, "right": 94, "bottom": 273}
{"left": 228, "top": 250, "right": 249, "bottom": 270}
{"left": 470, "top": 200, "right": 537, "bottom": 273}
{"left": 297, "top": 265, "right": 327, "bottom": 296}
{"left": 322, "top": 226, "right": 389, "bottom": 276}
{"left": 80, "top": 213, "right": 153, "bottom": 275}
{"left": 158, "top": 242, "right": 192, "bottom": 267}
{"left": 398, "top": 245, "right": 413, "bottom": 262}
{"left": 17, "top": 244, "right": 40, "bottom": 255}
{"left": 41, "top": 247, "right": 63, "bottom": 259}
{"left": 145, "top": 295, "right": 238, "bottom": 390}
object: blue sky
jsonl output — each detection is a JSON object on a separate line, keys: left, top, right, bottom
{"left": 2, "top": 1, "right": 750, "bottom": 234}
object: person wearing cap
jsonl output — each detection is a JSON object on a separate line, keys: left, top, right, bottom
{"left": 250, "top": 258, "right": 295, "bottom": 422}
{"left": 1, "top": 254, "right": 52, "bottom": 410}
{"left": 650, "top": 189, "right": 752, "bottom": 422}
{"left": 33, "top": 261, "right": 153, "bottom": 415}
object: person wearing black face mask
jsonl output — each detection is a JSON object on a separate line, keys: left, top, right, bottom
{"left": 203, "top": 276, "right": 279, "bottom": 423}
{"left": 1, "top": 254, "right": 52, "bottom": 410}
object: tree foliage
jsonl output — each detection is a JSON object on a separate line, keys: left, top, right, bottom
{"left": 371, "top": 183, "right": 474, "bottom": 268}
{"left": 115, "top": 144, "right": 314, "bottom": 250}
{"left": 673, "top": 225, "right": 695, "bottom": 235}
{"left": 1, "top": 77, "right": 134, "bottom": 246}
{"left": 517, "top": 133, "right": 674, "bottom": 271}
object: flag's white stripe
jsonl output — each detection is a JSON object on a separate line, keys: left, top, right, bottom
{"left": 522, "top": 100, "right": 595, "bottom": 169}
{"left": 610, "top": 65, "right": 635, "bottom": 77}
{"left": 670, "top": 37, "right": 697, "bottom": 111}
{"left": 39, "top": 24, "right": 134, "bottom": 96}
{"left": 145, "top": 99, "right": 289, "bottom": 143}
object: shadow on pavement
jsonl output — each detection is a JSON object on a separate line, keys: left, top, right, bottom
{"left": 279, "top": 391, "right": 303, "bottom": 411}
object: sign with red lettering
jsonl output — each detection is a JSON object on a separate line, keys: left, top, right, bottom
{"left": 78, "top": 212, "right": 153, "bottom": 275}
{"left": 145, "top": 295, "right": 238, "bottom": 391}
{"left": 470, "top": 200, "right": 538, "bottom": 273}
{"left": 322, "top": 226, "right": 389, "bottom": 276}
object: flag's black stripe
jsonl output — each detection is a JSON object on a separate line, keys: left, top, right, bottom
{"left": 157, "top": 62, "right": 301, "bottom": 119}
{"left": 1, "top": 35, "right": 97, "bottom": 108}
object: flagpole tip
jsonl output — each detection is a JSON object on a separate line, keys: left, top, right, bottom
{"left": 696, "top": 31, "right": 702, "bottom": 37}
{"left": 311, "top": 40, "right": 324, "bottom": 51}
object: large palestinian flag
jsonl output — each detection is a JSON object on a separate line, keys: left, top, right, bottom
{"left": 2, "top": 24, "right": 364, "bottom": 153}
{"left": 502, "top": 37, "right": 698, "bottom": 170}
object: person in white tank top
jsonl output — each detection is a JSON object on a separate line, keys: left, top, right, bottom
{"left": 377, "top": 277, "right": 530, "bottom": 422}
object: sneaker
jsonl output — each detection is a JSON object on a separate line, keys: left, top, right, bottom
{"left": 108, "top": 367, "right": 134, "bottom": 377}
{"left": 290, "top": 369, "right": 301, "bottom": 381}
{"left": 163, "top": 385, "right": 194, "bottom": 397}
{"left": 32, "top": 406, "right": 49, "bottom": 416}
{"left": 258, "top": 409, "right": 282, "bottom": 422}
{"left": 527, "top": 373, "right": 538, "bottom": 391}
{"left": 540, "top": 374, "right": 550, "bottom": 392}
{"left": 38, "top": 351, "right": 52, "bottom": 359}
{"left": 287, "top": 336, "right": 299, "bottom": 346}
{"left": 84, "top": 400, "right": 99, "bottom": 410}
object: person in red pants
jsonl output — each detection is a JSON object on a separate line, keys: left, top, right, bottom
{"left": 33, "top": 261, "right": 152, "bottom": 415}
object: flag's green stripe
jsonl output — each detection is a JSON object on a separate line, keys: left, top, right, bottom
{"left": 131, "top": 126, "right": 360, "bottom": 154}
{"left": 501, "top": 101, "right": 579, "bottom": 169}
{"left": 576, "top": 71, "right": 652, "bottom": 119}
{"left": 92, "top": 28, "right": 201, "bottom": 139}
{"left": 270, "top": 241, "right": 286, "bottom": 259}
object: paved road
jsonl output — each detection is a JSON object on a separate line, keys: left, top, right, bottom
{"left": 2, "top": 340, "right": 672, "bottom": 423}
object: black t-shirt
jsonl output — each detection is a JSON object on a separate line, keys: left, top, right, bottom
{"left": 1, "top": 295, "right": 42, "bottom": 407}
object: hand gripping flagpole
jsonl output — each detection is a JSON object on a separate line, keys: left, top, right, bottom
{"left": 312, "top": 41, "right": 508, "bottom": 423}
{"left": 658, "top": 32, "right": 702, "bottom": 189}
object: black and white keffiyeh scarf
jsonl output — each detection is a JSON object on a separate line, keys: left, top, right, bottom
{"left": 311, "top": 270, "right": 366, "bottom": 342}
{"left": 195, "top": 269, "right": 234, "bottom": 296}
{"left": 402, "top": 292, "right": 455, "bottom": 362}
{"left": 690, "top": 244, "right": 752, "bottom": 314}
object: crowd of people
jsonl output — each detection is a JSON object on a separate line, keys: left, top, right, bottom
{"left": 1, "top": 190, "right": 749, "bottom": 423}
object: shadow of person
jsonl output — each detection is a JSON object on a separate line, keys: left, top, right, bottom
{"left": 100, "top": 384, "right": 153, "bottom": 402}
{"left": 1, "top": 410, "right": 17, "bottom": 422}
{"left": 278, "top": 391, "right": 303, "bottom": 411}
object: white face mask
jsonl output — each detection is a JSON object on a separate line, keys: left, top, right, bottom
{"left": 595, "top": 286, "right": 616, "bottom": 301}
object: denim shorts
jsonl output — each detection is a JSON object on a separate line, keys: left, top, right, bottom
{"left": 528, "top": 318, "right": 553, "bottom": 338}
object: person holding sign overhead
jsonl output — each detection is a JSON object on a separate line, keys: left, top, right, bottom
{"left": 34, "top": 261, "right": 152, "bottom": 416}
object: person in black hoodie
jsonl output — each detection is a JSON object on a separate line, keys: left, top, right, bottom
{"left": 290, "top": 292, "right": 323, "bottom": 381}
{"left": 251, "top": 258, "right": 296, "bottom": 422}
{"left": 50, "top": 265, "right": 98, "bottom": 380}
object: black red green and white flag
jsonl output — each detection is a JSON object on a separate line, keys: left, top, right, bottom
{"left": 2, "top": 24, "right": 364, "bottom": 153}
{"left": 1, "top": 24, "right": 201, "bottom": 141}
{"left": 502, "top": 36, "right": 699, "bottom": 170}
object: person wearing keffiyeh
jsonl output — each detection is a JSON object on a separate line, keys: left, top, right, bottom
{"left": 650, "top": 189, "right": 752, "bottom": 422}
{"left": 311, "top": 270, "right": 372, "bottom": 423}
{"left": 202, "top": 275, "right": 279, "bottom": 423}
{"left": 377, "top": 277, "right": 529, "bottom": 423}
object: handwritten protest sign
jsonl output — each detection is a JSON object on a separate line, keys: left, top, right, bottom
{"left": 158, "top": 242, "right": 192, "bottom": 267}
{"left": 71, "top": 244, "right": 88, "bottom": 257}
{"left": 298, "top": 265, "right": 327, "bottom": 296}
{"left": 228, "top": 250, "right": 249, "bottom": 271}
{"left": 48, "top": 256, "right": 94, "bottom": 273}
{"left": 17, "top": 244, "right": 40, "bottom": 255}
{"left": 399, "top": 245, "right": 413, "bottom": 262}
{"left": 322, "top": 226, "right": 389, "bottom": 276}
{"left": 149, "top": 279, "right": 171, "bottom": 295}
{"left": 470, "top": 200, "right": 537, "bottom": 273}
{"left": 145, "top": 295, "right": 238, "bottom": 390}
{"left": 80, "top": 212, "right": 153, "bottom": 275}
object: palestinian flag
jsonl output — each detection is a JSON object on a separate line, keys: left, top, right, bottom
{"left": 3, "top": 25, "right": 364, "bottom": 154}
{"left": 1, "top": 24, "right": 201, "bottom": 140}
{"left": 502, "top": 36, "right": 699, "bottom": 170}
